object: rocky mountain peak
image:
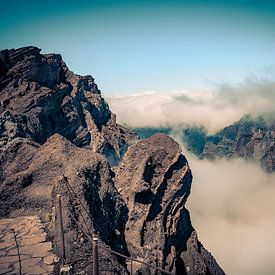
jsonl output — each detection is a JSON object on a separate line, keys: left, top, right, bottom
{"left": 0, "top": 46, "right": 65, "bottom": 89}
{"left": 0, "top": 47, "right": 224, "bottom": 274}
{"left": 0, "top": 46, "right": 136, "bottom": 165}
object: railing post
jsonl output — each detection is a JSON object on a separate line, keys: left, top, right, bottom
{"left": 130, "top": 259, "right": 133, "bottom": 275}
{"left": 57, "top": 194, "right": 66, "bottom": 265}
{"left": 93, "top": 238, "right": 99, "bottom": 275}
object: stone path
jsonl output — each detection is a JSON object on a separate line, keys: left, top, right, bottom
{"left": 0, "top": 216, "right": 59, "bottom": 274}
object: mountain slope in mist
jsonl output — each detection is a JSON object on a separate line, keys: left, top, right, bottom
{"left": 133, "top": 115, "right": 275, "bottom": 173}
{"left": 107, "top": 75, "right": 275, "bottom": 134}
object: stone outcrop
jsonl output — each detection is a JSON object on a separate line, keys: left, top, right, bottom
{"left": 0, "top": 46, "right": 136, "bottom": 166}
{"left": 0, "top": 133, "right": 224, "bottom": 274}
{"left": 115, "top": 134, "right": 224, "bottom": 274}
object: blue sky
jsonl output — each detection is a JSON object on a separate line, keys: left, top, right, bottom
{"left": 1, "top": 0, "right": 275, "bottom": 95}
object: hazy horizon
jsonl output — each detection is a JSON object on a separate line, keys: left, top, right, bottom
{"left": 1, "top": 0, "right": 275, "bottom": 95}
{"left": 107, "top": 72, "right": 275, "bottom": 133}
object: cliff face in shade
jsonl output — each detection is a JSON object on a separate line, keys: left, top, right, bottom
{"left": 115, "top": 134, "right": 224, "bottom": 274}
{"left": 0, "top": 46, "right": 136, "bottom": 166}
{"left": 0, "top": 46, "right": 224, "bottom": 274}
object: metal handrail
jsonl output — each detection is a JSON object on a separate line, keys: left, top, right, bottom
{"left": 97, "top": 242, "right": 176, "bottom": 275}
{"left": 63, "top": 177, "right": 94, "bottom": 238}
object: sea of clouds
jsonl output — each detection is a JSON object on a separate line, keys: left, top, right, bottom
{"left": 107, "top": 74, "right": 275, "bottom": 134}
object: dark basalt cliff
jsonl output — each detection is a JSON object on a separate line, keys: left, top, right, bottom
{"left": 0, "top": 46, "right": 136, "bottom": 166}
{"left": 0, "top": 47, "right": 224, "bottom": 274}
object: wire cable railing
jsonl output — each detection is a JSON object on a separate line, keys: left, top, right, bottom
{"left": 57, "top": 177, "right": 176, "bottom": 275}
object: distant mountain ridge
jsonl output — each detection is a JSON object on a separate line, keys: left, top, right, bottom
{"left": 134, "top": 116, "right": 275, "bottom": 173}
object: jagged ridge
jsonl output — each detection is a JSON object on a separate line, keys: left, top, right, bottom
{"left": 0, "top": 46, "right": 137, "bottom": 166}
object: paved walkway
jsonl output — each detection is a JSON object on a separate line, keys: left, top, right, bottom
{"left": 0, "top": 216, "right": 59, "bottom": 274}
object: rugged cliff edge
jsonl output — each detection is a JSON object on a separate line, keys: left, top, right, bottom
{"left": 0, "top": 47, "right": 224, "bottom": 274}
{"left": 0, "top": 135, "right": 129, "bottom": 273}
{"left": 0, "top": 46, "right": 136, "bottom": 166}
{"left": 115, "top": 133, "right": 224, "bottom": 274}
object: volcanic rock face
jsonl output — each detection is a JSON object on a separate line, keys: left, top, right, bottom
{"left": 0, "top": 46, "right": 136, "bottom": 166}
{"left": 115, "top": 134, "right": 224, "bottom": 274}
{"left": 0, "top": 134, "right": 129, "bottom": 273}
{"left": 0, "top": 46, "right": 224, "bottom": 274}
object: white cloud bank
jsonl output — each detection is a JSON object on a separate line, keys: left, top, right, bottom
{"left": 107, "top": 75, "right": 275, "bottom": 133}
{"left": 185, "top": 154, "right": 275, "bottom": 275}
